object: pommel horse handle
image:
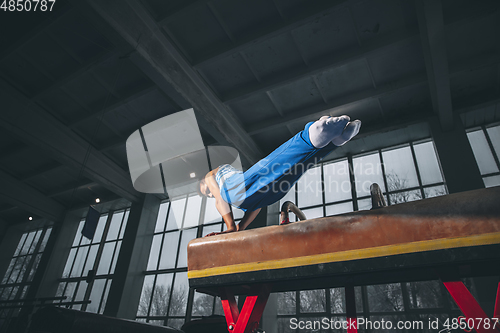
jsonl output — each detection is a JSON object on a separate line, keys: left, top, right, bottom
{"left": 370, "top": 183, "right": 387, "bottom": 209}
{"left": 280, "top": 201, "right": 306, "bottom": 225}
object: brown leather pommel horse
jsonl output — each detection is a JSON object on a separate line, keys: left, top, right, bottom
{"left": 188, "top": 187, "right": 500, "bottom": 333}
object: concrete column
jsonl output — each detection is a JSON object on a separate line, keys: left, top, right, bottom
{"left": 429, "top": 115, "right": 484, "bottom": 193}
{"left": 103, "top": 194, "right": 160, "bottom": 319}
{"left": 261, "top": 201, "right": 280, "bottom": 333}
{"left": 430, "top": 115, "right": 495, "bottom": 315}
{"left": 35, "top": 212, "right": 81, "bottom": 299}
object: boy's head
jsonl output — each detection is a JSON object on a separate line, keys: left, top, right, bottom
{"left": 197, "top": 178, "right": 213, "bottom": 198}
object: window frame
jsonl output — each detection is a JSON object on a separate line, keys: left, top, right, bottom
{"left": 136, "top": 194, "right": 244, "bottom": 327}
{"left": 466, "top": 123, "right": 500, "bottom": 186}
{"left": 55, "top": 208, "right": 130, "bottom": 313}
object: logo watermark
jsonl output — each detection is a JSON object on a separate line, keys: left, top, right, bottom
{"left": 289, "top": 316, "right": 500, "bottom": 332}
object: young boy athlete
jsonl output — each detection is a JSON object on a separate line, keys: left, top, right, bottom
{"left": 198, "top": 115, "right": 361, "bottom": 236}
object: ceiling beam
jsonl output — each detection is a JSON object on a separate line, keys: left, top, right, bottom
{"left": 0, "top": 203, "right": 12, "bottom": 212}
{"left": 323, "top": 95, "right": 500, "bottom": 150}
{"left": 47, "top": 181, "right": 98, "bottom": 198}
{"left": 157, "top": 0, "right": 211, "bottom": 27}
{"left": 0, "top": 143, "right": 28, "bottom": 160}
{"left": 222, "top": 29, "right": 419, "bottom": 104}
{"left": 99, "top": 137, "right": 125, "bottom": 152}
{"left": 221, "top": 5, "right": 495, "bottom": 105}
{"left": 444, "top": 1, "right": 499, "bottom": 26}
{"left": 67, "top": 0, "right": 252, "bottom": 160}
{"left": 20, "top": 163, "right": 64, "bottom": 181}
{"left": 32, "top": 50, "right": 118, "bottom": 100}
{"left": 84, "top": 0, "right": 263, "bottom": 163}
{"left": 68, "top": 83, "right": 156, "bottom": 128}
{"left": 127, "top": 51, "right": 235, "bottom": 149}
{"left": 248, "top": 48, "right": 500, "bottom": 135}
{"left": 0, "top": 206, "right": 17, "bottom": 214}
{"left": 353, "top": 112, "right": 434, "bottom": 141}
{"left": 0, "top": 4, "right": 73, "bottom": 62}
{"left": 0, "top": 169, "right": 65, "bottom": 221}
{"left": 454, "top": 96, "right": 500, "bottom": 116}
{"left": 449, "top": 51, "right": 500, "bottom": 76}
{"left": 248, "top": 73, "right": 427, "bottom": 135}
{"left": 0, "top": 77, "right": 142, "bottom": 203}
{"left": 191, "top": 0, "right": 350, "bottom": 67}
{"left": 416, "top": 0, "right": 454, "bottom": 131}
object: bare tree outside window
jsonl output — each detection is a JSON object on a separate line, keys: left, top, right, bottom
{"left": 367, "top": 283, "right": 404, "bottom": 312}
{"left": 137, "top": 282, "right": 187, "bottom": 325}
{"left": 192, "top": 292, "right": 214, "bottom": 316}
{"left": 406, "top": 281, "right": 443, "bottom": 309}
{"left": 56, "top": 210, "right": 129, "bottom": 312}
{"left": 0, "top": 227, "right": 52, "bottom": 332}
{"left": 386, "top": 172, "right": 446, "bottom": 204}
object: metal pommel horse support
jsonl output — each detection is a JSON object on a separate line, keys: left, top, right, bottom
{"left": 188, "top": 187, "right": 500, "bottom": 333}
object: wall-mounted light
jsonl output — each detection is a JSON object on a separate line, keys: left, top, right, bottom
{"left": 190, "top": 172, "right": 196, "bottom": 178}
{"left": 95, "top": 198, "right": 100, "bottom": 203}
{"left": 29, "top": 216, "right": 33, "bottom": 221}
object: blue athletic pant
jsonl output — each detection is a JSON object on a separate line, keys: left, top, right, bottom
{"left": 220, "top": 122, "right": 338, "bottom": 211}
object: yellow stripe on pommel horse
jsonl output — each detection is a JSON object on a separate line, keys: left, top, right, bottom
{"left": 188, "top": 187, "right": 500, "bottom": 333}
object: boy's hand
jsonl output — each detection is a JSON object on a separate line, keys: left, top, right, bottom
{"left": 204, "top": 229, "right": 236, "bottom": 237}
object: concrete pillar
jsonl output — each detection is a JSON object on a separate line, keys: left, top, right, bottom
{"left": 103, "top": 194, "right": 160, "bottom": 319}
{"left": 35, "top": 212, "right": 81, "bottom": 299}
{"left": 429, "top": 115, "right": 484, "bottom": 193}
{"left": 261, "top": 201, "right": 280, "bottom": 333}
{"left": 430, "top": 115, "right": 495, "bottom": 315}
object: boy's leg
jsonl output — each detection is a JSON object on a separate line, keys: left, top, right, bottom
{"left": 235, "top": 115, "right": 361, "bottom": 211}
{"left": 309, "top": 115, "right": 362, "bottom": 148}
{"left": 237, "top": 208, "right": 261, "bottom": 231}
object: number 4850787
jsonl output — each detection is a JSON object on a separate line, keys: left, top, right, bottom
{"left": 1, "top": 0, "right": 56, "bottom": 12}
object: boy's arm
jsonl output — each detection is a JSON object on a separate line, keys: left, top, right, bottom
{"left": 205, "top": 174, "right": 237, "bottom": 236}
{"left": 216, "top": 199, "right": 237, "bottom": 233}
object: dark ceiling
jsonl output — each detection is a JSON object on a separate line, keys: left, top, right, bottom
{"left": 0, "top": 0, "right": 499, "bottom": 225}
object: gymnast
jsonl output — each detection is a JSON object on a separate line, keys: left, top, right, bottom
{"left": 197, "top": 115, "right": 361, "bottom": 236}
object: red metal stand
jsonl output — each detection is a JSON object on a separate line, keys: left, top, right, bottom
{"left": 442, "top": 281, "right": 500, "bottom": 333}
{"left": 219, "top": 284, "right": 271, "bottom": 333}
{"left": 345, "top": 285, "right": 358, "bottom": 333}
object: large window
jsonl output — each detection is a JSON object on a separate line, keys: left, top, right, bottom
{"left": 55, "top": 209, "right": 129, "bottom": 313}
{"left": 136, "top": 194, "right": 244, "bottom": 329}
{"left": 277, "top": 138, "right": 452, "bottom": 332}
{"left": 466, "top": 123, "right": 500, "bottom": 188}
{"left": 280, "top": 139, "right": 447, "bottom": 220}
{"left": 0, "top": 226, "right": 52, "bottom": 329}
